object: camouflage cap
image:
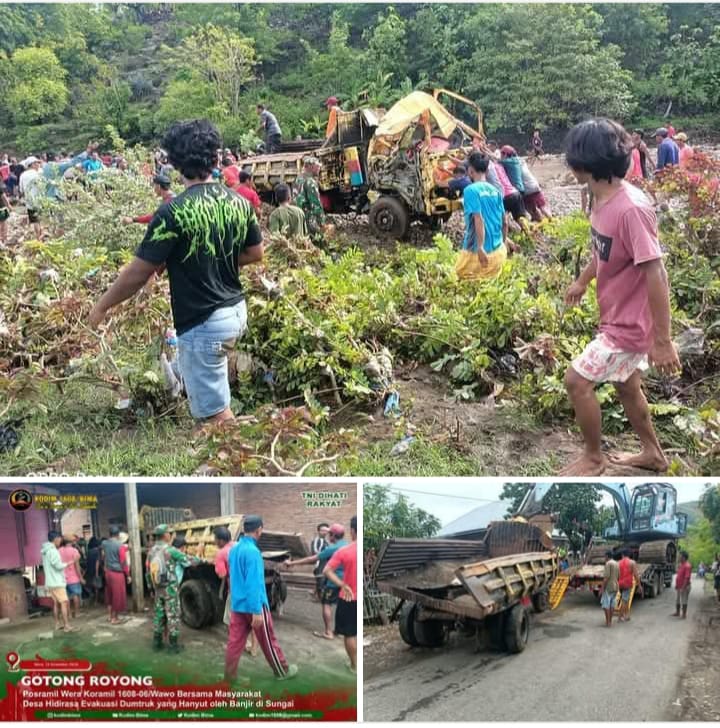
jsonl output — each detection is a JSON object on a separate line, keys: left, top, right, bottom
{"left": 153, "top": 524, "right": 169, "bottom": 536}
{"left": 303, "top": 156, "right": 320, "bottom": 167}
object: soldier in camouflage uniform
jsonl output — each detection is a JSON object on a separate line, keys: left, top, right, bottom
{"left": 146, "top": 525, "right": 200, "bottom": 654}
{"left": 293, "top": 157, "right": 326, "bottom": 245}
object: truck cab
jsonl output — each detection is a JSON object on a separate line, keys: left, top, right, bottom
{"left": 629, "top": 483, "right": 688, "bottom": 538}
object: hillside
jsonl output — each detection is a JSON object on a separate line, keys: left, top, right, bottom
{"left": 1, "top": 3, "right": 720, "bottom": 153}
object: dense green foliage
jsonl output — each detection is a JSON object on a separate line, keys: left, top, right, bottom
{"left": 1, "top": 3, "right": 719, "bottom": 152}
{"left": 363, "top": 484, "right": 442, "bottom": 551}
{"left": 700, "top": 483, "right": 720, "bottom": 543}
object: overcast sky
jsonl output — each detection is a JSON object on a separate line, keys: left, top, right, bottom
{"left": 375, "top": 479, "right": 715, "bottom": 528}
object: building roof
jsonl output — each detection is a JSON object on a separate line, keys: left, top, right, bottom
{"left": 438, "top": 501, "right": 511, "bottom": 538}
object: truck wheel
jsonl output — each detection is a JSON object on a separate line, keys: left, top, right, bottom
{"left": 504, "top": 605, "right": 530, "bottom": 654}
{"left": 414, "top": 618, "right": 447, "bottom": 648}
{"left": 398, "top": 603, "right": 420, "bottom": 647}
{"left": 369, "top": 196, "right": 410, "bottom": 240}
{"left": 179, "top": 579, "right": 213, "bottom": 629}
{"left": 657, "top": 576, "right": 664, "bottom": 595}
{"left": 532, "top": 590, "right": 549, "bottom": 613}
{"left": 646, "top": 574, "right": 658, "bottom": 599}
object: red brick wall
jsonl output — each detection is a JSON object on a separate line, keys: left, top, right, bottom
{"left": 233, "top": 482, "right": 357, "bottom": 548}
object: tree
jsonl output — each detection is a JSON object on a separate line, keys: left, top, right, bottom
{"left": 699, "top": 483, "right": 720, "bottom": 542}
{"left": 167, "top": 25, "right": 256, "bottom": 118}
{"left": 499, "top": 483, "right": 603, "bottom": 551}
{"left": 458, "top": 5, "right": 635, "bottom": 130}
{"left": 155, "top": 78, "right": 224, "bottom": 133}
{"left": 364, "top": 484, "right": 441, "bottom": 552}
{"left": 364, "top": 7, "right": 409, "bottom": 81}
{"left": 6, "top": 46, "right": 69, "bottom": 124}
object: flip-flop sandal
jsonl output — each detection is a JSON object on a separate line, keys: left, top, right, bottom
{"left": 312, "top": 631, "right": 335, "bottom": 640}
{"left": 110, "top": 619, "right": 129, "bottom": 625}
{"left": 61, "top": 627, "right": 79, "bottom": 633}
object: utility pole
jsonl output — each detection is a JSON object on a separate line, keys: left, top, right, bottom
{"left": 124, "top": 482, "right": 144, "bottom": 613}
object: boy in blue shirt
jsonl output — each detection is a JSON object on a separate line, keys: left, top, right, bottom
{"left": 225, "top": 515, "right": 298, "bottom": 683}
{"left": 462, "top": 152, "right": 508, "bottom": 272}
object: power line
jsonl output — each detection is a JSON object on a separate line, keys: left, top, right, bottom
{"left": 381, "top": 485, "right": 504, "bottom": 504}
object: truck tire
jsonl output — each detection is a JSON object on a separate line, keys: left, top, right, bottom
{"left": 413, "top": 618, "right": 447, "bottom": 648}
{"left": 657, "top": 575, "right": 665, "bottom": 595}
{"left": 504, "top": 605, "right": 530, "bottom": 654}
{"left": 646, "top": 573, "right": 658, "bottom": 599}
{"left": 179, "top": 579, "right": 213, "bottom": 629}
{"left": 532, "top": 590, "right": 549, "bottom": 613}
{"left": 398, "top": 603, "right": 420, "bottom": 647}
{"left": 369, "top": 196, "right": 410, "bottom": 240}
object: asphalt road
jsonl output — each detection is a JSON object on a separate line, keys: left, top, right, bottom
{"left": 364, "top": 582, "right": 704, "bottom": 721}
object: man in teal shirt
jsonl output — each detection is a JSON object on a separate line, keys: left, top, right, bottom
{"left": 285, "top": 523, "right": 347, "bottom": 639}
{"left": 462, "top": 152, "right": 507, "bottom": 265}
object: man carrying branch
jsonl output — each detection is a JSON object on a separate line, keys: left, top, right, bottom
{"left": 89, "top": 119, "right": 264, "bottom": 426}
{"left": 561, "top": 118, "right": 680, "bottom": 476}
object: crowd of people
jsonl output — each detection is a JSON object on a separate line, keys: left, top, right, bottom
{"left": 40, "top": 527, "right": 131, "bottom": 633}
{"left": 40, "top": 512, "right": 358, "bottom": 683}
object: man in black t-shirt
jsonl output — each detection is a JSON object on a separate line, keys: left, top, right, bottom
{"left": 89, "top": 120, "right": 264, "bottom": 424}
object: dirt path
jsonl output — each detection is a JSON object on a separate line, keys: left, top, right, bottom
{"left": 668, "top": 580, "right": 720, "bottom": 721}
{"left": 358, "top": 364, "right": 678, "bottom": 476}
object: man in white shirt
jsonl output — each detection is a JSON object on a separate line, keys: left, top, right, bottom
{"left": 19, "top": 156, "right": 44, "bottom": 238}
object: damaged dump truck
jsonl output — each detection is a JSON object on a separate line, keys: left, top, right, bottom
{"left": 373, "top": 521, "right": 558, "bottom": 654}
{"left": 142, "top": 512, "right": 309, "bottom": 629}
{"left": 241, "top": 89, "right": 485, "bottom": 239}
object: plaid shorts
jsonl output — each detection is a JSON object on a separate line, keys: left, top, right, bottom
{"left": 572, "top": 334, "right": 648, "bottom": 384}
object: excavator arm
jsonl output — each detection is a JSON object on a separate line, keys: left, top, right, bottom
{"left": 514, "top": 483, "right": 632, "bottom": 537}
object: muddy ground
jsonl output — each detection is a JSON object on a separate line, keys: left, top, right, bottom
{"left": 353, "top": 363, "right": 683, "bottom": 476}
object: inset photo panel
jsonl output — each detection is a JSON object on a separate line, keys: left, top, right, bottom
{"left": 0, "top": 481, "right": 358, "bottom": 721}
{"left": 364, "top": 479, "right": 720, "bottom": 722}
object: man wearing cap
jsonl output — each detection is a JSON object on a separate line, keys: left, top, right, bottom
{"left": 18, "top": 156, "right": 44, "bottom": 238}
{"left": 225, "top": 515, "right": 297, "bottom": 682}
{"left": 324, "top": 96, "right": 341, "bottom": 140}
{"left": 122, "top": 175, "right": 175, "bottom": 226}
{"left": 284, "top": 523, "right": 348, "bottom": 640}
{"left": 146, "top": 525, "right": 202, "bottom": 652}
{"left": 676, "top": 133, "right": 694, "bottom": 169}
{"left": 293, "top": 157, "right": 326, "bottom": 245}
{"left": 256, "top": 104, "right": 282, "bottom": 153}
{"left": 655, "top": 128, "right": 679, "bottom": 172}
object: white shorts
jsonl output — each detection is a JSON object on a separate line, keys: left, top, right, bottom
{"left": 572, "top": 334, "right": 648, "bottom": 384}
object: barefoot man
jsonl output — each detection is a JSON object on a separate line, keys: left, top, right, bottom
{"left": 561, "top": 118, "right": 681, "bottom": 476}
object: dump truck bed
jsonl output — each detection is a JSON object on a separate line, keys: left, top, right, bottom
{"left": 374, "top": 521, "right": 558, "bottom": 622}
{"left": 165, "top": 515, "right": 309, "bottom": 562}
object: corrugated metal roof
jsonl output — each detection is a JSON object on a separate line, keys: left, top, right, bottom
{"left": 438, "top": 501, "right": 511, "bottom": 538}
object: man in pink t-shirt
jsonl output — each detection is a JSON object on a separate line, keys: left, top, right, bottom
{"left": 561, "top": 118, "right": 680, "bottom": 476}
{"left": 324, "top": 516, "right": 357, "bottom": 673}
{"left": 58, "top": 538, "right": 83, "bottom": 619}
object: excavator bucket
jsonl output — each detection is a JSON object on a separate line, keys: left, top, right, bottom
{"left": 549, "top": 574, "right": 570, "bottom": 610}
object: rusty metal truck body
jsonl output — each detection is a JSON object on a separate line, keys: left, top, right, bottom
{"left": 241, "top": 89, "right": 487, "bottom": 239}
{"left": 373, "top": 521, "right": 558, "bottom": 653}
{"left": 144, "top": 513, "right": 309, "bottom": 629}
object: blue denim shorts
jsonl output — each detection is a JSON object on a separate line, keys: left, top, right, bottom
{"left": 177, "top": 301, "right": 247, "bottom": 419}
{"left": 66, "top": 583, "right": 82, "bottom": 597}
{"left": 621, "top": 587, "right": 632, "bottom": 602}
{"left": 600, "top": 590, "right": 617, "bottom": 610}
